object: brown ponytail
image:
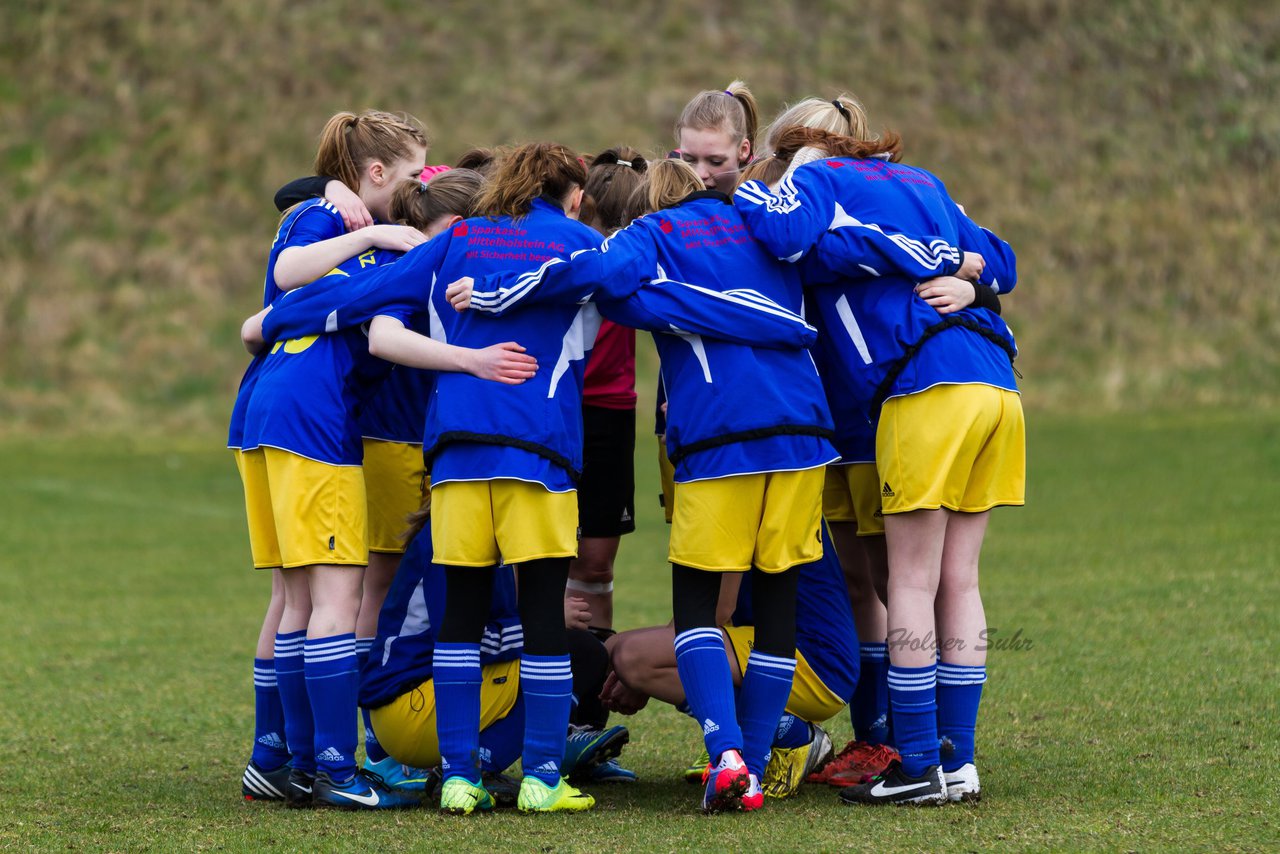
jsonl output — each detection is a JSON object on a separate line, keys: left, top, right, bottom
{"left": 771, "top": 125, "right": 903, "bottom": 163}
{"left": 389, "top": 169, "right": 486, "bottom": 231}
{"left": 313, "top": 110, "right": 429, "bottom": 193}
{"left": 583, "top": 146, "right": 649, "bottom": 233}
{"left": 474, "top": 142, "right": 587, "bottom": 220}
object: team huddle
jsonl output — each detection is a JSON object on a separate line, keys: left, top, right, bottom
{"left": 229, "top": 79, "right": 1023, "bottom": 816}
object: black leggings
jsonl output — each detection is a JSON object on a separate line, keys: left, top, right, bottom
{"left": 436, "top": 558, "right": 571, "bottom": 658}
{"left": 671, "top": 562, "right": 800, "bottom": 658}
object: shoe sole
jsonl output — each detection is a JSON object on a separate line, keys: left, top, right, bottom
{"left": 703, "top": 772, "right": 750, "bottom": 814}
{"left": 568, "top": 729, "right": 631, "bottom": 782}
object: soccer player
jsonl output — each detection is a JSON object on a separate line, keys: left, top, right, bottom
{"left": 235, "top": 111, "right": 536, "bottom": 810}
{"left": 674, "top": 80, "right": 760, "bottom": 192}
{"left": 603, "top": 521, "right": 859, "bottom": 800}
{"left": 448, "top": 158, "right": 838, "bottom": 813}
{"left": 735, "top": 108, "right": 1021, "bottom": 805}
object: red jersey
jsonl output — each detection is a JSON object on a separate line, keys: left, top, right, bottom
{"left": 583, "top": 319, "right": 637, "bottom": 410}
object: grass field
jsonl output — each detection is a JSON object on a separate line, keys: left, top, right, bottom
{"left": 1, "top": 408, "right": 1277, "bottom": 852}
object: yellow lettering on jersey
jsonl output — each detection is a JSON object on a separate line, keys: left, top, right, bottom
{"left": 270, "top": 341, "right": 283, "bottom": 354}
{"left": 326, "top": 267, "right": 346, "bottom": 277}
{"left": 282, "top": 335, "right": 319, "bottom": 354}
{"left": 358, "top": 249, "right": 378, "bottom": 268}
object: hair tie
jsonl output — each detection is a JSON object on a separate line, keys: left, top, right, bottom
{"left": 832, "top": 99, "right": 852, "bottom": 124}
{"left": 616, "top": 158, "right": 633, "bottom": 169}
{"left": 724, "top": 89, "right": 735, "bottom": 97}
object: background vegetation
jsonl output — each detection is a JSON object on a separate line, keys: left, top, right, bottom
{"left": 2, "top": 0, "right": 1278, "bottom": 434}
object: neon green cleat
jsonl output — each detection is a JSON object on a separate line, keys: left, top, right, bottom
{"left": 439, "top": 776, "right": 494, "bottom": 815}
{"left": 517, "top": 776, "right": 596, "bottom": 813}
{"left": 681, "top": 749, "right": 711, "bottom": 784}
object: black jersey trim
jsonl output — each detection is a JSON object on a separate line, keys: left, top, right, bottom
{"left": 427, "top": 432, "right": 581, "bottom": 482}
{"left": 667, "top": 424, "right": 835, "bottom": 467}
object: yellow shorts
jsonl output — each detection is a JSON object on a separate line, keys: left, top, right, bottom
{"left": 368, "top": 659, "right": 521, "bottom": 769}
{"left": 363, "top": 439, "right": 428, "bottom": 554}
{"left": 657, "top": 437, "right": 676, "bottom": 524}
{"left": 431, "top": 480, "right": 578, "bottom": 567}
{"left": 724, "top": 626, "right": 846, "bottom": 724}
{"left": 256, "top": 446, "right": 368, "bottom": 568}
{"left": 877, "top": 384, "right": 1026, "bottom": 514}
{"left": 235, "top": 449, "right": 281, "bottom": 569}
{"left": 669, "top": 467, "right": 824, "bottom": 573}
{"left": 822, "top": 463, "right": 885, "bottom": 537}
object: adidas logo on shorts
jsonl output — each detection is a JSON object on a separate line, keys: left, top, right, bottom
{"left": 703, "top": 719, "right": 720, "bottom": 735}
{"left": 317, "top": 747, "right": 345, "bottom": 763}
{"left": 882, "top": 482, "right": 896, "bottom": 497}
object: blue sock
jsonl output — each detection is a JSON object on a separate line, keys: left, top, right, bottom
{"left": 304, "top": 633, "right": 359, "bottom": 782}
{"left": 250, "top": 658, "right": 290, "bottom": 769}
{"left": 674, "top": 628, "right": 742, "bottom": 763}
{"left": 355, "top": 638, "right": 388, "bottom": 764}
{"left": 888, "top": 663, "right": 938, "bottom": 777}
{"left": 772, "top": 712, "right": 812, "bottom": 750}
{"left": 852, "top": 641, "right": 891, "bottom": 746}
{"left": 433, "top": 642, "right": 482, "bottom": 782}
{"left": 479, "top": 692, "right": 525, "bottom": 773}
{"left": 738, "top": 651, "right": 797, "bottom": 779}
{"left": 937, "top": 662, "right": 986, "bottom": 772}
{"left": 520, "top": 654, "right": 573, "bottom": 786}
{"left": 273, "top": 631, "right": 314, "bottom": 775}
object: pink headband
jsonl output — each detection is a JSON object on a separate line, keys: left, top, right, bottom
{"left": 419, "top": 164, "right": 452, "bottom": 182}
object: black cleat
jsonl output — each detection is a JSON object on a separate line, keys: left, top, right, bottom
{"left": 838, "top": 760, "right": 947, "bottom": 806}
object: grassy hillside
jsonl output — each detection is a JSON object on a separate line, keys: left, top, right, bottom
{"left": 2, "top": 0, "right": 1278, "bottom": 433}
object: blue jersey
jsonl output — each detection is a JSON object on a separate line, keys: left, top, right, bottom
{"left": 359, "top": 525, "right": 522, "bottom": 709}
{"left": 732, "top": 522, "right": 860, "bottom": 703}
{"left": 227, "top": 199, "right": 347, "bottom": 449}
{"left": 260, "top": 198, "right": 604, "bottom": 490}
{"left": 465, "top": 192, "right": 837, "bottom": 482}
{"left": 736, "top": 159, "right": 1019, "bottom": 419}
{"left": 358, "top": 363, "right": 433, "bottom": 444}
{"left": 241, "top": 247, "right": 399, "bottom": 465}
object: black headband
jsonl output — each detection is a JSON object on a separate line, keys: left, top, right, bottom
{"left": 832, "top": 99, "right": 852, "bottom": 124}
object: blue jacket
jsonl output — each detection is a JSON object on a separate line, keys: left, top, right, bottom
{"left": 467, "top": 191, "right": 837, "bottom": 482}
{"left": 736, "top": 159, "right": 1019, "bottom": 419}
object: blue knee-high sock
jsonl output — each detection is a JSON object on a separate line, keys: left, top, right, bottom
{"left": 937, "top": 663, "right": 986, "bottom": 772}
{"left": 888, "top": 663, "right": 938, "bottom": 777}
{"left": 433, "top": 642, "right": 482, "bottom": 782}
{"left": 772, "top": 713, "right": 812, "bottom": 750}
{"left": 273, "top": 631, "right": 314, "bottom": 775}
{"left": 354, "top": 638, "right": 388, "bottom": 764}
{"left": 251, "top": 657, "right": 290, "bottom": 769}
{"left": 304, "top": 634, "right": 359, "bottom": 782}
{"left": 852, "top": 642, "right": 891, "bottom": 746}
{"left": 738, "top": 651, "right": 797, "bottom": 779}
{"left": 674, "top": 628, "right": 742, "bottom": 763}
{"left": 479, "top": 691, "right": 525, "bottom": 773}
{"left": 520, "top": 654, "right": 573, "bottom": 786}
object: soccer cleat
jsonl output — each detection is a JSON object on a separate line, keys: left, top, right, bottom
{"left": 838, "top": 760, "right": 947, "bottom": 806}
{"left": 517, "top": 776, "right": 596, "bottom": 813}
{"left": 482, "top": 770, "right": 520, "bottom": 808}
{"left": 363, "top": 755, "right": 430, "bottom": 792}
{"left": 762, "top": 722, "right": 834, "bottom": 799}
{"left": 813, "top": 741, "right": 901, "bottom": 788}
{"left": 944, "top": 763, "right": 981, "bottom": 802}
{"left": 682, "top": 748, "right": 711, "bottom": 784}
{"left": 563, "top": 724, "right": 630, "bottom": 782}
{"left": 312, "top": 768, "right": 422, "bottom": 810}
{"left": 588, "top": 758, "right": 638, "bottom": 784}
{"left": 241, "top": 758, "right": 290, "bottom": 802}
{"left": 284, "top": 767, "right": 315, "bottom": 809}
{"left": 439, "top": 776, "right": 495, "bottom": 815}
{"left": 701, "top": 749, "right": 750, "bottom": 814}
{"left": 742, "top": 774, "right": 764, "bottom": 812}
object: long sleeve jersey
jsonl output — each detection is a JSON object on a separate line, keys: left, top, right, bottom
{"left": 736, "top": 159, "right": 1019, "bottom": 420}
{"left": 466, "top": 191, "right": 837, "bottom": 482}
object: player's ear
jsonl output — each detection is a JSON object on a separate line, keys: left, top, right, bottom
{"left": 368, "top": 160, "right": 386, "bottom": 186}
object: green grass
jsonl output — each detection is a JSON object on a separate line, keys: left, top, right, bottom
{"left": 1, "top": 409, "right": 1277, "bottom": 851}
